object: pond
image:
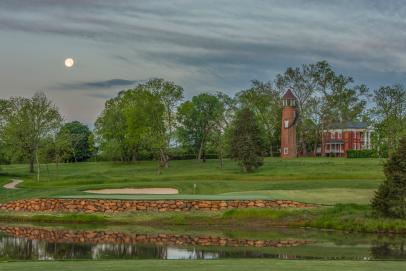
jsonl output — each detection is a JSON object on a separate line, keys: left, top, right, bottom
{"left": 0, "top": 223, "right": 405, "bottom": 261}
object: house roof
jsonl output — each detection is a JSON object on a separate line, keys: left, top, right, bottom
{"left": 282, "top": 89, "right": 296, "bottom": 100}
{"left": 328, "top": 121, "right": 369, "bottom": 129}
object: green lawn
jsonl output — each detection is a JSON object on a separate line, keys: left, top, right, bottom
{"left": 0, "top": 158, "right": 384, "bottom": 204}
{"left": 0, "top": 260, "right": 404, "bottom": 271}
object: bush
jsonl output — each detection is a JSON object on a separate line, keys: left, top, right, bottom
{"left": 372, "top": 137, "right": 406, "bottom": 218}
{"left": 347, "top": 149, "right": 376, "bottom": 158}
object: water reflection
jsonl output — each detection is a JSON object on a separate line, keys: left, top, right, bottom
{"left": 0, "top": 224, "right": 405, "bottom": 261}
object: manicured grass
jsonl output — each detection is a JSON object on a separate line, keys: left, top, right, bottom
{"left": 221, "top": 188, "right": 375, "bottom": 205}
{"left": 0, "top": 259, "right": 404, "bottom": 271}
{"left": 0, "top": 158, "right": 384, "bottom": 204}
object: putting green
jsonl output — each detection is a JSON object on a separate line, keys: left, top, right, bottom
{"left": 59, "top": 188, "right": 374, "bottom": 205}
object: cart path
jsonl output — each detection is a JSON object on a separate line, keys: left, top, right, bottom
{"left": 3, "top": 179, "right": 23, "bottom": 189}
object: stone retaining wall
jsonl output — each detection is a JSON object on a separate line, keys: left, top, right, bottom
{"left": 0, "top": 226, "right": 312, "bottom": 248}
{"left": 0, "top": 198, "right": 313, "bottom": 213}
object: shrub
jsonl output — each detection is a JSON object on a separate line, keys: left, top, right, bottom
{"left": 347, "top": 149, "right": 376, "bottom": 158}
{"left": 372, "top": 137, "right": 406, "bottom": 218}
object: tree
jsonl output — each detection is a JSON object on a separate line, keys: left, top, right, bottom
{"left": 276, "top": 61, "right": 370, "bottom": 156}
{"left": 276, "top": 63, "right": 321, "bottom": 155}
{"left": 95, "top": 92, "right": 133, "bottom": 162}
{"left": 144, "top": 78, "right": 184, "bottom": 167}
{"left": 229, "top": 108, "right": 264, "bottom": 172}
{"left": 372, "top": 137, "right": 406, "bottom": 218}
{"left": 372, "top": 85, "right": 406, "bottom": 156}
{"left": 237, "top": 80, "right": 281, "bottom": 155}
{"left": 1, "top": 92, "right": 62, "bottom": 175}
{"left": 95, "top": 79, "right": 183, "bottom": 167}
{"left": 213, "top": 92, "right": 236, "bottom": 168}
{"left": 122, "top": 88, "right": 167, "bottom": 171}
{"left": 57, "top": 121, "right": 94, "bottom": 162}
{"left": 177, "top": 93, "right": 223, "bottom": 161}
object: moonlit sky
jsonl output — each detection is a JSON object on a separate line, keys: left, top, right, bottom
{"left": 1, "top": 0, "right": 405, "bottom": 127}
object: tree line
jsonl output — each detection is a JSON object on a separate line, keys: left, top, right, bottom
{"left": 1, "top": 61, "right": 405, "bottom": 174}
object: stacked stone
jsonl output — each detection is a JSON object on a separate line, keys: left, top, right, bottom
{"left": 0, "top": 226, "right": 312, "bottom": 248}
{"left": 0, "top": 199, "right": 313, "bottom": 213}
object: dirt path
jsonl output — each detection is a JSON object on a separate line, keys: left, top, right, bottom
{"left": 3, "top": 179, "right": 23, "bottom": 189}
{"left": 85, "top": 188, "right": 179, "bottom": 195}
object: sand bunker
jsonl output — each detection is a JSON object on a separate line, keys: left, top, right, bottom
{"left": 3, "top": 179, "right": 23, "bottom": 189}
{"left": 85, "top": 188, "right": 179, "bottom": 195}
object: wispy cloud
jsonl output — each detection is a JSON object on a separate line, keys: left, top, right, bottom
{"left": 1, "top": 0, "right": 406, "bottom": 124}
{"left": 58, "top": 79, "right": 141, "bottom": 90}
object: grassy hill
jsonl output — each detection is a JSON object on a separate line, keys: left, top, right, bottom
{"left": 0, "top": 158, "right": 384, "bottom": 204}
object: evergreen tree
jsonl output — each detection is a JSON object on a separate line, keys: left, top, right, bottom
{"left": 229, "top": 108, "right": 264, "bottom": 172}
{"left": 372, "top": 137, "right": 406, "bottom": 218}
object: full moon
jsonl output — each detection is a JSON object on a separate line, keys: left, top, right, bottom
{"left": 64, "top": 58, "right": 75, "bottom": 68}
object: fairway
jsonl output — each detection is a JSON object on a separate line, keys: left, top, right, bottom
{"left": 0, "top": 260, "right": 404, "bottom": 271}
{"left": 0, "top": 158, "right": 384, "bottom": 204}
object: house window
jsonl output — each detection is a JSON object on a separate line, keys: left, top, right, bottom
{"left": 331, "top": 132, "right": 335, "bottom": 139}
{"left": 284, "top": 148, "right": 288, "bottom": 155}
{"left": 284, "top": 120, "right": 289, "bottom": 128}
{"left": 337, "top": 132, "right": 342, "bottom": 139}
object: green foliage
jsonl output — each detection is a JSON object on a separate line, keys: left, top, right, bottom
{"left": 275, "top": 61, "right": 369, "bottom": 156}
{"left": 372, "top": 85, "right": 406, "bottom": 156}
{"left": 229, "top": 108, "right": 265, "bottom": 172}
{"left": 95, "top": 79, "right": 183, "bottom": 166}
{"left": 57, "top": 121, "right": 94, "bottom": 162}
{"left": 372, "top": 137, "right": 406, "bottom": 218}
{"left": 0, "top": 92, "right": 62, "bottom": 173}
{"left": 347, "top": 150, "right": 376, "bottom": 158}
{"left": 177, "top": 93, "right": 224, "bottom": 161}
{"left": 236, "top": 80, "right": 281, "bottom": 155}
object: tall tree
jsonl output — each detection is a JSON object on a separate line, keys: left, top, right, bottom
{"left": 229, "top": 108, "right": 264, "bottom": 172}
{"left": 177, "top": 93, "right": 223, "bottom": 161}
{"left": 57, "top": 121, "right": 94, "bottom": 162}
{"left": 276, "top": 61, "right": 368, "bottom": 155}
{"left": 95, "top": 79, "right": 183, "bottom": 167}
{"left": 122, "top": 88, "right": 166, "bottom": 170}
{"left": 1, "top": 92, "right": 62, "bottom": 174}
{"left": 144, "top": 78, "right": 184, "bottom": 167}
{"left": 276, "top": 63, "right": 321, "bottom": 155}
{"left": 237, "top": 80, "right": 281, "bottom": 155}
{"left": 95, "top": 92, "right": 133, "bottom": 161}
{"left": 372, "top": 85, "right": 406, "bottom": 156}
{"left": 213, "top": 92, "right": 236, "bottom": 168}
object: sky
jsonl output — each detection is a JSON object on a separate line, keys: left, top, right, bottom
{"left": 0, "top": 0, "right": 405, "bottom": 127}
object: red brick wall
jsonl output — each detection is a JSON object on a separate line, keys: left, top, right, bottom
{"left": 281, "top": 106, "right": 297, "bottom": 158}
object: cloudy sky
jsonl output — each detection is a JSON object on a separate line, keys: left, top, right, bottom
{"left": 0, "top": 0, "right": 405, "bottom": 126}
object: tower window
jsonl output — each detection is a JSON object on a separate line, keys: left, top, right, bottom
{"left": 284, "top": 148, "right": 288, "bottom": 155}
{"left": 284, "top": 120, "right": 289, "bottom": 128}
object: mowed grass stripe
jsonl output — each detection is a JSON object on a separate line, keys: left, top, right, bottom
{"left": 0, "top": 260, "right": 405, "bottom": 271}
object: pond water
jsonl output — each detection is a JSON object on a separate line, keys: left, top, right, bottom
{"left": 0, "top": 223, "right": 405, "bottom": 261}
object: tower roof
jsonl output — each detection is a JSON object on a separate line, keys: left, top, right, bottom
{"left": 282, "top": 89, "right": 296, "bottom": 100}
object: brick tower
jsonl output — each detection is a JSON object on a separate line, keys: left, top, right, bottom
{"left": 280, "top": 89, "right": 297, "bottom": 158}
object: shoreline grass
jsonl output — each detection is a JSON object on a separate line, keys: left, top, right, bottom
{"left": 1, "top": 204, "right": 406, "bottom": 234}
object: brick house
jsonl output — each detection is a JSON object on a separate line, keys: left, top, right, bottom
{"left": 321, "top": 121, "right": 373, "bottom": 157}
